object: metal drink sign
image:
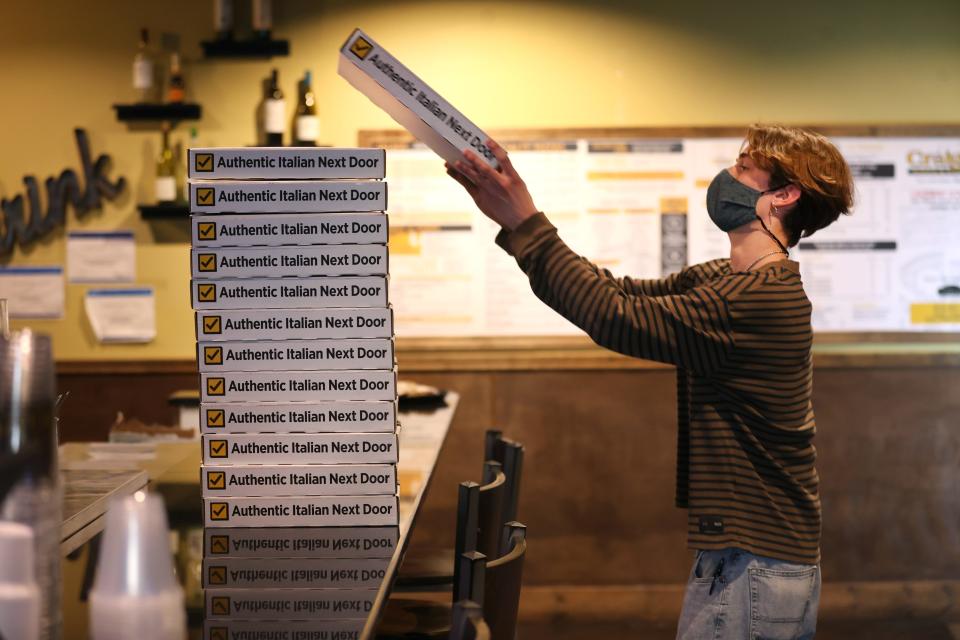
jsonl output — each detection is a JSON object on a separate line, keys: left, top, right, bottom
{"left": 0, "top": 128, "right": 126, "bottom": 257}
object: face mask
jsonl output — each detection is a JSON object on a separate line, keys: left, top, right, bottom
{"left": 705, "top": 169, "right": 790, "bottom": 253}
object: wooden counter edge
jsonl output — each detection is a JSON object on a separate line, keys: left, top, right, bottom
{"left": 55, "top": 336, "right": 960, "bottom": 374}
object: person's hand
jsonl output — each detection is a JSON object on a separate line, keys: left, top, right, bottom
{"left": 445, "top": 140, "right": 539, "bottom": 231}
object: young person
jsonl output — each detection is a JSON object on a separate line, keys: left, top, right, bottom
{"left": 446, "top": 124, "right": 854, "bottom": 639}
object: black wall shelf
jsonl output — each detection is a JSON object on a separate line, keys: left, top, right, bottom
{"left": 138, "top": 203, "right": 189, "bottom": 219}
{"left": 114, "top": 103, "right": 202, "bottom": 122}
{"left": 201, "top": 39, "right": 290, "bottom": 58}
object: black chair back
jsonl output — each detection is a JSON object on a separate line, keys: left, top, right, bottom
{"left": 451, "top": 481, "right": 479, "bottom": 602}
{"left": 483, "top": 522, "right": 526, "bottom": 640}
{"left": 477, "top": 461, "right": 506, "bottom": 560}
{"left": 485, "top": 430, "right": 524, "bottom": 537}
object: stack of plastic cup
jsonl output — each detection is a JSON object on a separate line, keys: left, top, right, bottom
{"left": 0, "top": 521, "right": 40, "bottom": 640}
{"left": 89, "top": 491, "right": 186, "bottom": 640}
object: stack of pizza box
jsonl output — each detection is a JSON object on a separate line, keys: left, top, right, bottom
{"left": 188, "top": 147, "right": 399, "bottom": 632}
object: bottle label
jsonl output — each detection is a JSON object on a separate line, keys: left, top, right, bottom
{"left": 156, "top": 176, "right": 176, "bottom": 202}
{"left": 214, "top": 0, "right": 234, "bottom": 30}
{"left": 253, "top": 0, "right": 273, "bottom": 30}
{"left": 296, "top": 116, "right": 319, "bottom": 142}
{"left": 264, "top": 99, "right": 286, "bottom": 134}
{"left": 133, "top": 59, "right": 153, "bottom": 90}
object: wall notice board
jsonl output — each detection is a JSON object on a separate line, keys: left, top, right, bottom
{"left": 360, "top": 126, "right": 960, "bottom": 341}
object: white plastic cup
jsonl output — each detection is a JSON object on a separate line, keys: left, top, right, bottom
{"left": 89, "top": 491, "right": 186, "bottom": 640}
{"left": 0, "top": 521, "right": 40, "bottom": 640}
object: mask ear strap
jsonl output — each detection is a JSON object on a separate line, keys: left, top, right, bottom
{"left": 756, "top": 214, "right": 790, "bottom": 254}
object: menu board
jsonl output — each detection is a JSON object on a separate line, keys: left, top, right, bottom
{"left": 369, "top": 131, "right": 960, "bottom": 336}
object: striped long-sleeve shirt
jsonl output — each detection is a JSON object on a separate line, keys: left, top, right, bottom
{"left": 496, "top": 212, "right": 821, "bottom": 564}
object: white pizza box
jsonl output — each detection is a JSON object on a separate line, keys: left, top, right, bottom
{"left": 201, "top": 463, "right": 397, "bottom": 497}
{"left": 199, "top": 400, "right": 396, "bottom": 434}
{"left": 203, "top": 619, "right": 365, "bottom": 640}
{"left": 203, "top": 526, "right": 399, "bottom": 558}
{"left": 204, "top": 587, "right": 377, "bottom": 619}
{"left": 191, "top": 213, "right": 389, "bottom": 247}
{"left": 201, "top": 432, "right": 398, "bottom": 465}
{"left": 201, "top": 556, "right": 391, "bottom": 588}
{"left": 188, "top": 147, "right": 385, "bottom": 180}
{"left": 189, "top": 180, "right": 386, "bottom": 213}
{"left": 191, "top": 276, "right": 388, "bottom": 310}
{"left": 191, "top": 245, "right": 388, "bottom": 279}
{"left": 200, "top": 369, "right": 396, "bottom": 403}
{"left": 196, "top": 307, "right": 394, "bottom": 342}
{"left": 203, "top": 495, "right": 399, "bottom": 528}
{"left": 204, "top": 619, "right": 365, "bottom": 639}
{"left": 197, "top": 338, "right": 394, "bottom": 373}
{"left": 338, "top": 28, "right": 499, "bottom": 169}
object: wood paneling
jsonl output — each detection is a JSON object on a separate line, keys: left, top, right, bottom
{"left": 55, "top": 362, "right": 960, "bottom": 587}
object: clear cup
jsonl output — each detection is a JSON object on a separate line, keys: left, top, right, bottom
{"left": 89, "top": 491, "right": 185, "bottom": 640}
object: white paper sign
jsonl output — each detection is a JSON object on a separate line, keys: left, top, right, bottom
{"left": 0, "top": 267, "right": 64, "bottom": 318}
{"left": 84, "top": 288, "right": 156, "bottom": 343}
{"left": 67, "top": 231, "right": 136, "bottom": 283}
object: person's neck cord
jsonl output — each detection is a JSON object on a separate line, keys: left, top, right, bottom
{"left": 743, "top": 249, "right": 787, "bottom": 272}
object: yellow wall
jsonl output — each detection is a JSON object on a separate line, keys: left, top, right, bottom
{"left": 2, "top": 0, "right": 958, "bottom": 360}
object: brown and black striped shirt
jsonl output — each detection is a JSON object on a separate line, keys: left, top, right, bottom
{"left": 497, "top": 213, "right": 821, "bottom": 565}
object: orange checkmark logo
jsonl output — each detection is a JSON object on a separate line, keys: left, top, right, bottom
{"left": 206, "top": 409, "right": 225, "bottom": 428}
{"left": 350, "top": 36, "right": 373, "bottom": 60}
{"left": 207, "top": 471, "right": 226, "bottom": 490}
{"left": 206, "top": 377, "right": 225, "bottom": 396}
{"left": 196, "top": 187, "right": 215, "bottom": 206}
{"left": 209, "top": 439, "right": 228, "bottom": 458}
{"left": 197, "top": 283, "right": 217, "bottom": 303}
{"left": 209, "top": 502, "right": 229, "bottom": 522}
{"left": 203, "top": 315, "right": 222, "bottom": 334}
{"left": 210, "top": 595, "right": 231, "bottom": 613}
{"left": 197, "top": 221, "right": 217, "bottom": 240}
{"left": 209, "top": 534, "right": 229, "bottom": 554}
{"left": 204, "top": 346, "right": 224, "bottom": 365}
{"left": 208, "top": 565, "right": 227, "bottom": 585}
{"left": 195, "top": 153, "right": 214, "bottom": 172}
{"left": 198, "top": 253, "right": 217, "bottom": 272}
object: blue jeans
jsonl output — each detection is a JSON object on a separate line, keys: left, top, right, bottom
{"left": 676, "top": 547, "right": 820, "bottom": 640}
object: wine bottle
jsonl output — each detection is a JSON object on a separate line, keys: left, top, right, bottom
{"left": 213, "top": 0, "right": 234, "bottom": 41}
{"left": 166, "top": 52, "right": 185, "bottom": 103}
{"left": 132, "top": 28, "right": 154, "bottom": 103}
{"left": 252, "top": 0, "right": 272, "bottom": 40}
{"left": 293, "top": 70, "right": 318, "bottom": 146}
{"left": 155, "top": 123, "right": 177, "bottom": 204}
{"left": 263, "top": 68, "right": 285, "bottom": 146}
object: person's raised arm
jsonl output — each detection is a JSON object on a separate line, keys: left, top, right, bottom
{"left": 447, "top": 141, "right": 734, "bottom": 374}
{"left": 445, "top": 140, "right": 698, "bottom": 297}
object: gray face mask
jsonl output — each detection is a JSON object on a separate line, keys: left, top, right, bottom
{"left": 706, "top": 169, "right": 790, "bottom": 253}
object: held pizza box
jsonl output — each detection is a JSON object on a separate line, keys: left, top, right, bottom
{"left": 203, "top": 526, "right": 399, "bottom": 558}
{"left": 204, "top": 620, "right": 365, "bottom": 640}
{"left": 202, "top": 463, "right": 397, "bottom": 497}
{"left": 197, "top": 338, "right": 394, "bottom": 373}
{"left": 191, "top": 245, "right": 388, "bottom": 279}
{"left": 192, "top": 212, "right": 389, "bottom": 247}
{"left": 188, "top": 147, "right": 385, "bottom": 180}
{"left": 204, "top": 587, "right": 377, "bottom": 619}
{"left": 191, "top": 276, "right": 388, "bottom": 310}
{"left": 338, "top": 28, "right": 499, "bottom": 169}
{"left": 189, "top": 180, "right": 387, "bottom": 214}
{"left": 199, "top": 400, "right": 397, "bottom": 434}
{"left": 203, "top": 495, "right": 400, "bottom": 527}
{"left": 196, "top": 307, "right": 394, "bottom": 342}
{"left": 201, "top": 432, "right": 398, "bottom": 465}
{"left": 200, "top": 369, "right": 396, "bottom": 403}
{"left": 201, "top": 557, "right": 391, "bottom": 588}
